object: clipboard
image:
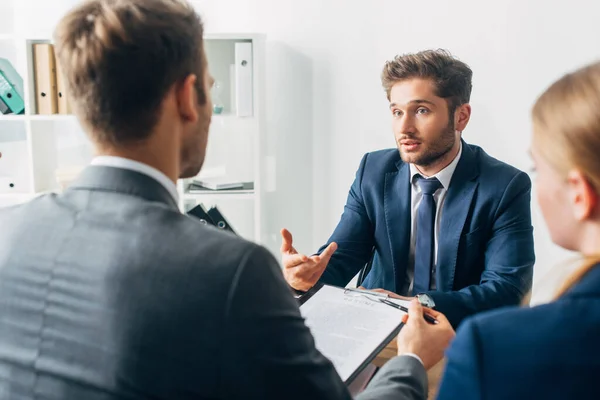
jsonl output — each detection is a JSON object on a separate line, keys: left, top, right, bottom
{"left": 299, "top": 284, "right": 407, "bottom": 384}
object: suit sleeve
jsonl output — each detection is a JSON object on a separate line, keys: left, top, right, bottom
{"left": 222, "top": 245, "right": 428, "bottom": 400}
{"left": 318, "top": 153, "right": 376, "bottom": 287}
{"left": 221, "top": 245, "right": 352, "bottom": 400}
{"left": 426, "top": 171, "right": 535, "bottom": 327}
{"left": 356, "top": 355, "right": 428, "bottom": 400}
{"left": 436, "top": 318, "right": 484, "bottom": 400}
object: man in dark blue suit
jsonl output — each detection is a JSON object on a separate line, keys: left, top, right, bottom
{"left": 281, "top": 49, "right": 535, "bottom": 327}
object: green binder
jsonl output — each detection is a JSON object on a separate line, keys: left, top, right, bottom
{"left": 0, "top": 58, "right": 25, "bottom": 115}
{"left": 0, "top": 58, "right": 24, "bottom": 99}
{"left": 0, "top": 97, "right": 9, "bottom": 114}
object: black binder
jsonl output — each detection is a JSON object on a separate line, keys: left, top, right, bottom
{"left": 187, "top": 204, "right": 237, "bottom": 235}
{"left": 207, "top": 206, "right": 236, "bottom": 234}
{"left": 187, "top": 203, "right": 216, "bottom": 226}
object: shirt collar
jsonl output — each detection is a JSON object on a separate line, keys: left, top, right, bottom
{"left": 90, "top": 156, "right": 179, "bottom": 204}
{"left": 409, "top": 141, "right": 463, "bottom": 189}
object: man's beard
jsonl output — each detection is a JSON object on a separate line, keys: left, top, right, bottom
{"left": 399, "top": 119, "right": 456, "bottom": 167}
{"left": 179, "top": 126, "right": 208, "bottom": 179}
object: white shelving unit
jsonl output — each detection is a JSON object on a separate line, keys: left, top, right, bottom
{"left": 178, "top": 34, "right": 267, "bottom": 244}
{"left": 0, "top": 33, "right": 270, "bottom": 249}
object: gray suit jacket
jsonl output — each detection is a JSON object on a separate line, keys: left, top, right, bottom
{"left": 0, "top": 166, "right": 427, "bottom": 399}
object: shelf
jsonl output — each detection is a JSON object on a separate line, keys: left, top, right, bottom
{"left": 29, "top": 114, "right": 77, "bottom": 121}
{"left": 0, "top": 33, "right": 270, "bottom": 252}
{"left": 0, "top": 114, "right": 77, "bottom": 121}
{"left": 0, "top": 115, "right": 26, "bottom": 121}
{"left": 1, "top": 113, "right": 241, "bottom": 123}
{"left": 182, "top": 190, "right": 255, "bottom": 201}
{"left": 0, "top": 192, "right": 35, "bottom": 200}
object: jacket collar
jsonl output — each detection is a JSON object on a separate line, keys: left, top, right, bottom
{"left": 67, "top": 165, "right": 180, "bottom": 210}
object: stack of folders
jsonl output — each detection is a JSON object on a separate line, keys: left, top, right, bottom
{"left": 32, "top": 43, "right": 71, "bottom": 115}
{"left": 190, "top": 178, "right": 245, "bottom": 191}
{"left": 0, "top": 58, "right": 25, "bottom": 115}
{"left": 187, "top": 203, "right": 236, "bottom": 235}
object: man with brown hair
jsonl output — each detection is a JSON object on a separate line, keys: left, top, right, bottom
{"left": 282, "top": 49, "right": 535, "bottom": 328}
{"left": 0, "top": 1, "right": 454, "bottom": 399}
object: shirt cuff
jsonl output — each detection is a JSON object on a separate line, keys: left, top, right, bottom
{"left": 400, "top": 352, "right": 424, "bottom": 366}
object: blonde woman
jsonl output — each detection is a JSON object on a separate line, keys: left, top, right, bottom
{"left": 382, "top": 61, "right": 600, "bottom": 399}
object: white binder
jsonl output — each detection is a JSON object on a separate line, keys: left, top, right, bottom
{"left": 234, "top": 42, "right": 253, "bottom": 117}
{"left": 0, "top": 140, "right": 31, "bottom": 193}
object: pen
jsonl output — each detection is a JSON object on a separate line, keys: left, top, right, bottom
{"left": 343, "top": 287, "right": 439, "bottom": 324}
{"left": 377, "top": 298, "right": 439, "bottom": 325}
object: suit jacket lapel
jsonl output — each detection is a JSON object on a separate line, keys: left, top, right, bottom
{"left": 437, "top": 141, "right": 479, "bottom": 291}
{"left": 68, "top": 166, "right": 180, "bottom": 211}
{"left": 384, "top": 161, "right": 411, "bottom": 293}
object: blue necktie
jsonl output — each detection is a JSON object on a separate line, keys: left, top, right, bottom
{"left": 413, "top": 176, "right": 442, "bottom": 295}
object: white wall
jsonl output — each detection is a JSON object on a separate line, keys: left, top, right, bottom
{"left": 11, "top": 0, "right": 600, "bottom": 301}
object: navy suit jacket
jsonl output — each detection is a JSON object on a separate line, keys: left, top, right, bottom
{"left": 319, "top": 141, "right": 535, "bottom": 326}
{"left": 438, "top": 264, "right": 600, "bottom": 399}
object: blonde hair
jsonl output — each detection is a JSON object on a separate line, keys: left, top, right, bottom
{"left": 53, "top": 0, "right": 205, "bottom": 145}
{"left": 532, "top": 62, "right": 600, "bottom": 298}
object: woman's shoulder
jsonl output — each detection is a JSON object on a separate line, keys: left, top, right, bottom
{"left": 457, "top": 295, "right": 600, "bottom": 353}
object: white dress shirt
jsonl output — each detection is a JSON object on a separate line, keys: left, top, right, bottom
{"left": 90, "top": 156, "right": 179, "bottom": 204}
{"left": 404, "top": 142, "right": 462, "bottom": 295}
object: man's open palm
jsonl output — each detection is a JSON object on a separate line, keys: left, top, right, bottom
{"left": 280, "top": 228, "right": 337, "bottom": 291}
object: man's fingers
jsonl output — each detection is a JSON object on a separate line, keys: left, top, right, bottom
{"left": 407, "top": 299, "right": 424, "bottom": 323}
{"left": 309, "top": 255, "right": 321, "bottom": 263}
{"left": 422, "top": 307, "right": 444, "bottom": 319}
{"left": 319, "top": 242, "right": 338, "bottom": 262}
{"left": 428, "top": 309, "right": 451, "bottom": 326}
{"left": 307, "top": 260, "right": 329, "bottom": 283}
{"left": 304, "top": 243, "right": 336, "bottom": 282}
{"left": 401, "top": 314, "right": 408, "bottom": 324}
{"left": 283, "top": 253, "right": 309, "bottom": 267}
{"left": 280, "top": 228, "right": 297, "bottom": 254}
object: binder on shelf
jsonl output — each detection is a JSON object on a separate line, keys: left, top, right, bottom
{"left": 207, "top": 206, "right": 236, "bottom": 234}
{"left": 0, "top": 58, "right": 25, "bottom": 114}
{"left": 0, "top": 175, "right": 15, "bottom": 191}
{"left": 0, "top": 141, "right": 30, "bottom": 193}
{"left": 0, "top": 58, "right": 25, "bottom": 98}
{"left": 187, "top": 203, "right": 237, "bottom": 235}
{"left": 0, "top": 97, "right": 9, "bottom": 114}
{"left": 55, "top": 63, "right": 71, "bottom": 114}
{"left": 0, "top": 71, "right": 25, "bottom": 114}
{"left": 186, "top": 203, "right": 216, "bottom": 226}
{"left": 33, "top": 43, "right": 58, "bottom": 115}
{"left": 234, "top": 42, "right": 253, "bottom": 117}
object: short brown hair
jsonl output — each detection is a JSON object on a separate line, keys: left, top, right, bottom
{"left": 54, "top": 0, "right": 206, "bottom": 145}
{"left": 381, "top": 49, "right": 472, "bottom": 115}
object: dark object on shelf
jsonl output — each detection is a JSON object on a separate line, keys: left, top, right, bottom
{"left": 187, "top": 203, "right": 237, "bottom": 235}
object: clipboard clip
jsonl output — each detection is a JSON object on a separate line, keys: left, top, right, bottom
{"left": 343, "top": 287, "right": 438, "bottom": 324}
{"left": 343, "top": 287, "right": 389, "bottom": 299}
